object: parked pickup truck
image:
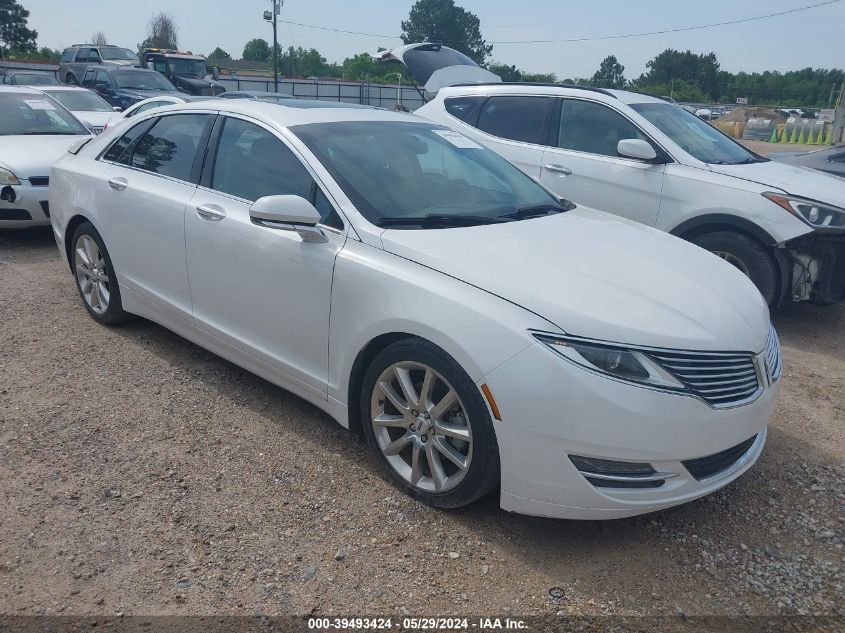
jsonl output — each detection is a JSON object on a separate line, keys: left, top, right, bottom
{"left": 140, "top": 49, "right": 226, "bottom": 96}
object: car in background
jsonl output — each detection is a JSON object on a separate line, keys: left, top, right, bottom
{"left": 695, "top": 107, "right": 713, "bottom": 120}
{"left": 59, "top": 44, "right": 140, "bottom": 86}
{"left": 50, "top": 98, "right": 778, "bottom": 520}
{"left": 0, "top": 70, "right": 60, "bottom": 86}
{"left": 219, "top": 90, "right": 296, "bottom": 102}
{"left": 140, "top": 48, "right": 226, "bottom": 96}
{"left": 391, "top": 43, "right": 845, "bottom": 306}
{"left": 34, "top": 86, "right": 117, "bottom": 135}
{"left": 0, "top": 87, "right": 91, "bottom": 228}
{"left": 103, "top": 94, "right": 217, "bottom": 130}
{"left": 770, "top": 145, "right": 845, "bottom": 179}
{"left": 80, "top": 67, "right": 181, "bottom": 110}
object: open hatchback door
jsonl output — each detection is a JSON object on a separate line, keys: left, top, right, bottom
{"left": 373, "top": 43, "right": 501, "bottom": 93}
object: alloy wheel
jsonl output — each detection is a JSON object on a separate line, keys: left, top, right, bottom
{"left": 74, "top": 235, "right": 110, "bottom": 315}
{"left": 370, "top": 361, "right": 473, "bottom": 493}
{"left": 711, "top": 250, "right": 751, "bottom": 277}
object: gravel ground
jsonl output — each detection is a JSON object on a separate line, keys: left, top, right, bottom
{"left": 0, "top": 227, "right": 843, "bottom": 621}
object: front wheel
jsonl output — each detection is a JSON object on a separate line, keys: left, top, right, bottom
{"left": 71, "top": 222, "right": 128, "bottom": 325}
{"left": 692, "top": 231, "right": 779, "bottom": 305}
{"left": 360, "top": 338, "right": 500, "bottom": 508}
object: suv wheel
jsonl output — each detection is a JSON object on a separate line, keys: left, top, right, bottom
{"left": 692, "top": 231, "right": 779, "bottom": 305}
{"left": 360, "top": 338, "right": 500, "bottom": 508}
{"left": 65, "top": 73, "right": 77, "bottom": 85}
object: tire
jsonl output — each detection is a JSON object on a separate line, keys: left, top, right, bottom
{"left": 692, "top": 231, "right": 779, "bottom": 305}
{"left": 70, "top": 222, "right": 128, "bottom": 325}
{"left": 65, "top": 73, "right": 77, "bottom": 85}
{"left": 360, "top": 337, "right": 500, "bottom": 509}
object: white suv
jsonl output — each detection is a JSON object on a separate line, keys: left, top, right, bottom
{"left": 384, "top": 44, "right": 845, "bottom": 306}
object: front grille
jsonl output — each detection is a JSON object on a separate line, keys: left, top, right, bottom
{"left": 29, "top": 176, "right": 49, "bottom": 187}
{"left": 682, "top": 434, "right": 758, "bottom": 480}
{"left": 763, "top": 326, "right": 781, "bottom": 383}
{"left": 649, "top": 348, "right": 760, "bottom": 407}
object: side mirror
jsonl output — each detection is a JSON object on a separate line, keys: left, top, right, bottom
{"left": 113, "top": 106, "right": 123, "bottom": 112}
{"left": 249, "top": 195, "right": 327, "bottom": 243}
{"left": 211, "top": 66, "right": 220, "bottom": 81}
{"left": 617, "top": 138, "right": 658, "bottom": 162}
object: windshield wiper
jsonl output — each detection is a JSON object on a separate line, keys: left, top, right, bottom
{"left": 377, "top": 213, "right": 511, "bottom": 228}
{"left": 498, "top": 203, "right": 570, "bottom": 221}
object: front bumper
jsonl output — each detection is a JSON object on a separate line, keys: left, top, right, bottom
{"left": 782, "top": 232, "right": 845, "bottom": 305}
{"left": 0, "top": 180, "right": 51, "bottom": 228}
{"left": 483, "top": 341, "right": 778, "bottom": 520}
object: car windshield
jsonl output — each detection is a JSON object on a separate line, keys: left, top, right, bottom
{"left": 14, "top": 73, "right": 58, "bottom": 85}
{"left": 292, "top": 121, "right": 563, "bottom": 228}
{"left": 99, "top": 47, "right": 138, "bottom": 62}
{"left": 168, "top": 58, "right": 206, "bottom": 77}
{"left": 631, "top": 102, "right": 764, "bottom": 165}
{"left": 44, "top": 90, "right": 113, "bottom": 112}
{"left": 114, "top": 71, "right": 176, "bottom": 91}
{"left": 0, "top": 93, "right": 88, "bottom": 136}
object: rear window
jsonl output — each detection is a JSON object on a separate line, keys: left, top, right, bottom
{"left": 444, "top": 96, "right": 484, "bottom": 125}
{"left": 476, "top": 96, "right": 553, "bottom": 145}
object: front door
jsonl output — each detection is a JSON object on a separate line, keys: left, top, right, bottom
{"left": 185, "top": 115, "right": 347, "bottom": 395}
{"left": 540, "top": 98, "right": 665, "bottom": 226}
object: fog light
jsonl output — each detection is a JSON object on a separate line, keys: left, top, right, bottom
{"left": 569, "top": 455, "right": 655, "bottom": 476}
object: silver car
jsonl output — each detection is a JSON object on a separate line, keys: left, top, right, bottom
{"left": 59, "top": 44, "right": 139, "bottom": 86}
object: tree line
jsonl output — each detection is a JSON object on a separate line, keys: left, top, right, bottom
{"left": 2, "top": 0, "right": 841, "bottom": 105}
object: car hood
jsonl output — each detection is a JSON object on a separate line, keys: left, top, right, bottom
{"left": 710, "top": 160, "right": 845, "bottom": 207}
{"left": 373, "top": 43, "right": 500, "bottom": 93}
{"left": 70, "top": 110, "right": 114, "bottom": 128}
{"left": 104, "top": 59, "right": 139, "bottom": 67}
{"left": 0, "top": 134, "right": 90, "bottom": 178}
{"left": 117, "top": 89, "right": 180, "bottom": 101}
{"left": 380, "top": 207, "right": 770, "bottom": 353}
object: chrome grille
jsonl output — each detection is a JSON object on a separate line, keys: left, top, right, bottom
{"left": 649, "top": 348, "right": 760, "bottom": 408}
{"left": 763, "top": 326, "right": 782, "bottom": 383}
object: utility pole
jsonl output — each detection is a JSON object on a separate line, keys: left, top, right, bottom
{"left": 263, "top": 0, "right": 282, "bottom": 93}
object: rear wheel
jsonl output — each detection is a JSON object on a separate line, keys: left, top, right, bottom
{"left": 71, "top": 222, "right": 128, "bottom": 325}
{"left": 65, "top": 73, "right": 77, "bottom": 85}
{"left": 692, "top": 231, "right": 779, "bottom": 305}
{"left": 360, "top": 338, "right": 500, "bottom": 508}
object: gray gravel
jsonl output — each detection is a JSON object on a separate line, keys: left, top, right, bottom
{"left": 0, "top": 227, "right": 843, "bottom": 618}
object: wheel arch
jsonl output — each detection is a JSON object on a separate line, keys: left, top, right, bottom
{"left": 669, "top": 213, "right": 778, "bottom": 247}
{"left": 63, "top": 214, "right": 95, "bottom": 268}
{"left": 346, "top": 331, "right": 421, "bottom": 435}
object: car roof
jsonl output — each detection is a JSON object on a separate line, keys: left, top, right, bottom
{"left": 31, "top": 85, "right": 87, "bottom": 92}
{"left": 0, "top": 85, "right": 51, "bottom": 95}
{"left": 436, "top": 83, "right": 670, "bottom": 106}
{"left": 155, "top": 98, "right": 418, "bottom": 127}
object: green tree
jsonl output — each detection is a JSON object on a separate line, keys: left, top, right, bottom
{"left": 591, "top": 55, "right": 626, "bottom": 89}
{"left": 278, "top": 46, "right": 341, "bottom": 78}
{"left": 487, "top": 62, "right": 522, "bottom": 82}
{"left": 0, "top": 0, "right": 38, "bottom": 54}
{"left": 401, "top": 0, "right": 492, "bottom": 65}
{"left": 522, "top": 71, "right": 557, "bottom": 83}
{"left": 637, "top": 49, "right": 720, "bottom": 100}
{"left": 242, "top": 38, "right": 271, "bottom": 63}
{"left": 208, "top": 47, "right": 231, "bottom": 60}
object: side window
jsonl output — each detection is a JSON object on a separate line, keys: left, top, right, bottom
{"left": 102, "top": 119, "right": 155, "bottom": 163}
{"left": 476, "top": 96, "right": 552, "bottom": 145}
{"left": 557, "top": 99, "right": 648, "bottom": 157}
{"left": 133, "top": 101, "right": 166, "bottom": 116}
{"left": 88, "top": 48, "right": 101, "bottom": 63}
{"left": 444, "top": 96, "right": 484, "bottom": 125}
{"left": 74, "top": 49, "right": 88, "bottom": 63}
{"left": 60, "top": 48, "right": 75, "bottom": 64}
{"left": 94, "top": 71, "right": 110, "bottom": 89}
{"left": 210, "top": 117, "right": 342, "bottom": 228}
{"left": 130, "top": 114, "right": 210, "bottom": 182}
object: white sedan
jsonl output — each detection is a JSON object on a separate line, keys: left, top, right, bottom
{"left": 103, "top": 95, "right": 215, "bottom": 131}
{"left": 34, "top": 85, "right": 118, "bottom": 134}
{"left": 49, "top": 99, "right": 780, "bottom": 520}
{"left": 0, "top": 86, "right": 91, "bottom": 228}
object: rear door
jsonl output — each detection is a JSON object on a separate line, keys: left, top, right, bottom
{"left": 97, "top": 112, "right": 215, "bottom": 321}
{"left": 540, "top": 98, "right": 665, "bottom": 226}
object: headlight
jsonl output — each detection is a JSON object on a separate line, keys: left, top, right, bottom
{"left": 0, "top": 166, "right": 20, "bottom": 186}
{"left": 763, "top": 192, "right": 845, "bottom": 230}
{"left": 533, "top": 333, "right": 684, "bottom": 390}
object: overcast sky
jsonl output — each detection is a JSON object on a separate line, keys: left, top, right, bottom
{"left": 22, "top": 0, "right": 845, "bottom": 78}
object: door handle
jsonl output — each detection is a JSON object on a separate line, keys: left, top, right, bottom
{"left": 196, "top": 204, "right": 226, "bottom": 222}
{"left": 107, "top": 177, "right": 128, "bottom": 191}
{"left": 544, "top": 164, "right": 572, "bottom": 176}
